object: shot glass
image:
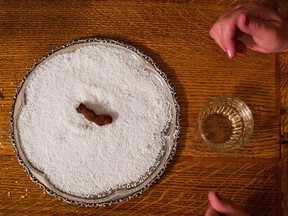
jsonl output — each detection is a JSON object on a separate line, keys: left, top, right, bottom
{"left": 198, "top": 96, "right": 253, "bottom": 152}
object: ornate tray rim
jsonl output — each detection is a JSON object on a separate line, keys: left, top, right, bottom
{"left": 10, "top": 38, "right": 181, "bottom": 207}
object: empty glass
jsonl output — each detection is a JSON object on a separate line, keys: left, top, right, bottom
{"left": 198, "top": 96, "right": 254, "bottom": 152}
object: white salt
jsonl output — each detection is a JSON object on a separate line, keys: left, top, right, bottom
{"left": 7, "top": 192, "right": 10, "bottom": 196}
{"left": 18, "top": 45, "right": 171, "bottom": 197}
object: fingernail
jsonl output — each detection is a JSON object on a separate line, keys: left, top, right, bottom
{"left": 227, "top": 50, "right": 233, "bottom": 58}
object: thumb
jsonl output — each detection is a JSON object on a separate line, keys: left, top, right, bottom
{"left": 205, "top": 201, "right": 220, "bottom": 216}
{"left": 237, "top": 13, "right": 273, "bottom": 39}
{"left": 235, "top": 13, "right": 280, "bottom": 52}
{"left": 208, "top": 192, "right": 249, "bottom": 216}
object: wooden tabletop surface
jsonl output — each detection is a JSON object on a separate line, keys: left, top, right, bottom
{"left": 1, "top": 0, "right": 288, "bottom": 215}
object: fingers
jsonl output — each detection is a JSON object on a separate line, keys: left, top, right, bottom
{"left": 209, "top": 3, "right": 288, "bottom": 56}
{"left": 220, "top": 21, "right": 237, "bottom": 58}
{"left": 209, "top": 27, "right": 226, "bottom": 53}
{"left": 205, "top": 201, "right": 219, "bottom": 216}
{"left": 208, "top": 192, "right": 249, "bottom": 216}
{"left": 208, "top": 192, "right": 235, "bottom": 214}
{"left": 237, "top": 13, "right": 273, "bottom": 41}
{"left": 236, "top": 13, "right": 284, "bottom": 52}
{"left": 210, "top": 12, "right": 270, "bottom": 56}
{"left": 209, "top": 22, "right": 237, "bottom": 58}
{"left": 209, "top": 11, "right": 248, "bottom": 58}
{"left": 210, "top": 22, "right": 247, "bottom": 58}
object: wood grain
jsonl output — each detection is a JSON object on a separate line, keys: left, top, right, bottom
{"left": 277, "top": 1, "right": 288, "bottom": 215}
{"left": 0, "top": 0, "right": 283, "bottom": 215}
{"left": 278, "top": 26, "right": 288, "bottom": 216}
{"left": 0, "top": 156, "right": 279, "bottom": 215}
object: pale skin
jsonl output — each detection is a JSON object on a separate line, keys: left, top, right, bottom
{"left": 206, "top": 3, "right": 288, "bottom": 215}
{"left": 209, "top": 3, "right": 288, "bottom": 58}
{"left": 205, "top": 192, "right": 249, "bottom": 216}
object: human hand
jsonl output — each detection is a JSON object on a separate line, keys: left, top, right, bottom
{"left": 205, "top": 192, "right": 249, "bottom": 216}
{"left": 209, "top": 3, "right": 288, "bottom": 58}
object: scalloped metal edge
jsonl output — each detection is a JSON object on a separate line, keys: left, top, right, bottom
{"left": 10, "top": 38, "right": 181, "bottom": 207}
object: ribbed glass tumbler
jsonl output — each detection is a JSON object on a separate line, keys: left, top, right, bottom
{"left": 198, "top": 96, "right": 254, "bottom": 152}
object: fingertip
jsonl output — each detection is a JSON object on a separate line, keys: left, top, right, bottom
{"left": 205, "top": 198, "right": 220, "bottom": 216}
{"left": 208, "top": 191, "right": 220, "bottom": 201}
{"left": 208, "top": 192, "right": 248, "bottom": 215}
{"left": 221, "top": 40, "right": 236, "bottom": 58}
{"left": 208, "top": 192, "right": 231, "bottom": 212}
{"left": 208, "top": 191, "right": 217, "bottom": 197}
{"left": 221, "top": 39, "right": 236, "bottom": 58}
{"left": 208, "top": 191, "right": 222, "bottom": 204}
{"left": 227, "top": 49, "right": 234, "bottom": 58}
{"left": 226, "top": 40, "right": 247, "bottom": 58}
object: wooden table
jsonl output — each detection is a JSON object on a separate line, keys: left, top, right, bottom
{"left": 1, "top": 0, "right": 288, "bottom": 215}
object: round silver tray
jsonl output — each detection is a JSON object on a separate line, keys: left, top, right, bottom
{"left": 10, "top": 38, "right": 180, "bottom": 206}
